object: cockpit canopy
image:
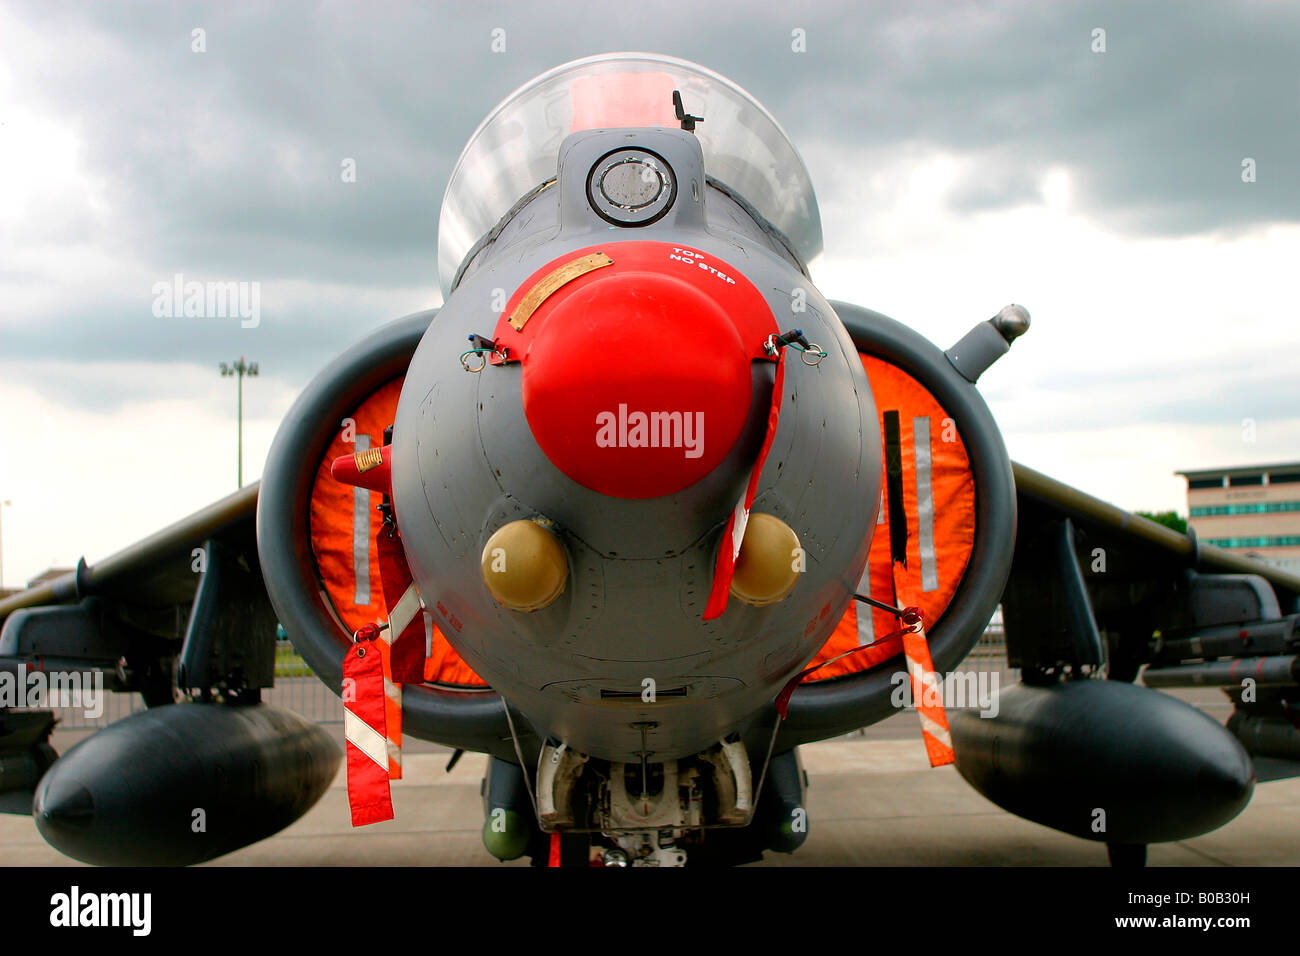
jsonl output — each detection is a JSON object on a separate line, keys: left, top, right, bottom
{"left": 436, "top": 52, "right": 823, "bottom": 294}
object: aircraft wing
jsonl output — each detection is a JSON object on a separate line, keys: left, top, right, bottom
{"left": 0, "top": 483, "right": 270, "bottom": 706}
{"left": 0, "top": 483, "right": 259, "bottom": 620}
{"left": 1005, "top": 461, "right": 1300, "bottom": 682}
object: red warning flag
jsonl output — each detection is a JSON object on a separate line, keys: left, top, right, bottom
{"left": 902, "top": 626, "right": 955, "bottom": 767}
{"left": 703, "top": 349, "right": 788, "bottom": 621}
{"left": 373, "top": 530, "right": 428, "bottom": 783}
{"left": 343, "top": 632, "right": 394, "bottom": 826}
{"left": 894, "top": 573, "right": 955, "bottom": 767}
{"left": 332, "top": 438, "right": 432, "bottom": 788}
{"left": 377, "top": 530, "right": 428, "bottom": 684}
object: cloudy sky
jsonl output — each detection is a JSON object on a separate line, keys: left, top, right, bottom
{"left": 2, "top": 0, "right": 1298, "bottom": 588}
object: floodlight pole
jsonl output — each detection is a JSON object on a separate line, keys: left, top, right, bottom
{"left": 219, "top": 357, "right": 259, "bottom": 488}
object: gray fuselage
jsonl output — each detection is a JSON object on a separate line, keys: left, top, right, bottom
{"left": 391, "top": 126, "right": 880, "bottom": 761}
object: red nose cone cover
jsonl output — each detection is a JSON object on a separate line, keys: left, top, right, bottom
{"left": 505, "top": 242, "right": 774, "bottom": 499}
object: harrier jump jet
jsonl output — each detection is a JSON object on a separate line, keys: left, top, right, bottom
{"left": 3, "top": 53, "right": 1294, "bottom": 868}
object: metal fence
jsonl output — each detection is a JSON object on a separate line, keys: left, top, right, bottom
{"left": 47, "top": 687, "right": 148, "bottom": 730}
{"left": 956, "top": 609, "right": 1012, "bottom": 674}
{"left": 264, "top": 641, "right": 343, "bottom": 723}
{"left": 263, "top": 676, "right": 343, "bottom": 724}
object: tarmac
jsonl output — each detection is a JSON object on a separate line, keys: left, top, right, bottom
{"left": 2, "top": 686, "right": 1297, "bottom": 867}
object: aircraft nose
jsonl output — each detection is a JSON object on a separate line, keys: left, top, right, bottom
{"left": 34, "top": 779, "right": 95, "bottom": 829}
{"left": 1196, "top": 742, "right": 1255, "bottom": 808}
{"left": 519, "top": 268, "right": 754, "bottom": 499}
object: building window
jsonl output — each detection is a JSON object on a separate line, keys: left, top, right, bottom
{"left": 1229, "top": 474, "right": 1264, "bottom": 487}
{"left": 1190, "top": 501, "right": 1300, "bottom": 517}
{"left": 1205, "top": 535, "right": 1300, "bottom": 549}
{"left": 1188, "top": 476, "right": 1225, "bottom": 489}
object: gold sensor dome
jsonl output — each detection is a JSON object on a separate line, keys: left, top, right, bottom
{"left": 730, "top": 513, "right": 801, "bottom": 608}
{"left": 481, "top": 519, "right": 569, "bottom": 612}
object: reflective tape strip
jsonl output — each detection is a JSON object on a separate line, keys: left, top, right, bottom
{"left": 918, "top": 714, "right": 953, "bottom": 749}
{"left": 388, "top": 583, "right": 421, "bottom": 640}
{"left": 907, "top": 658, "right": 943, "bottom": 702}
{"left": 384, "top": 679, "right": 403, "bottom": 781}
{"left": 855, "top": 561, "right": 873, "bottom": 646}
{"left": 729, "top": 491, "right": 750, "bottom": 559}
{"left": 423, "top": 610, "right": 433, "bottom": 659}
{"left": 385, "top": 678, "right": 403, "bottom": 772}
{"left": 877, "top": 489, "right": 885, "bottom": 525}
{"left": 345, "top": 709, "right": 388, "bottom": 770}
{"left": 913, "top": 416, "right": 938, "bottom": 592}
{"left": 902, "top": 626, "right": 955, "bottom": 766}
{"left": 352, "top": 434, "right": 372, "bottom": 607}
